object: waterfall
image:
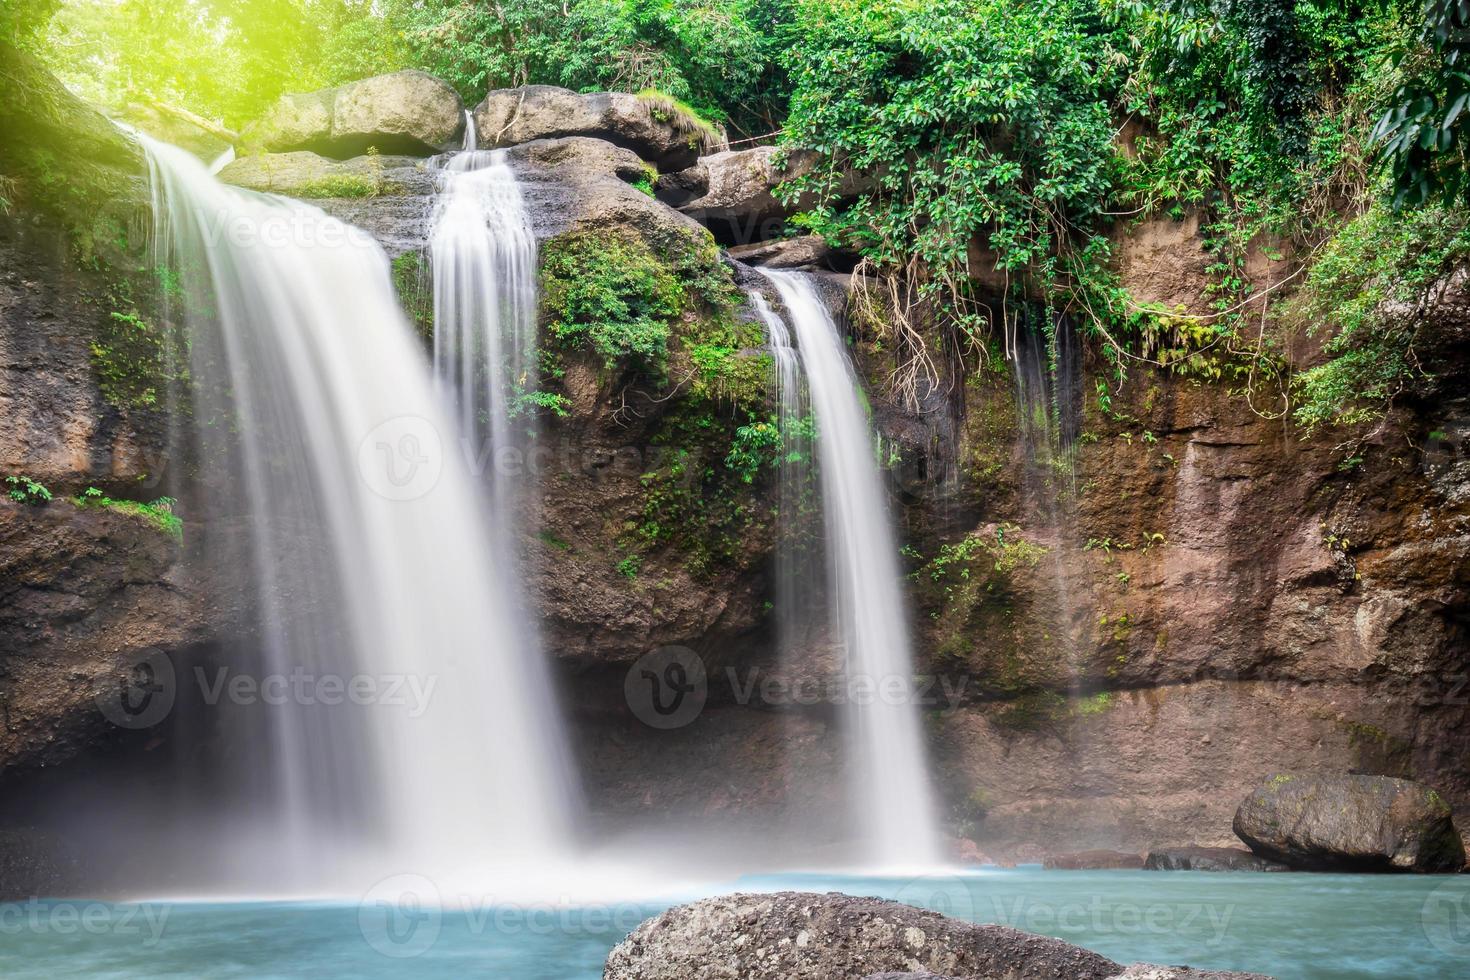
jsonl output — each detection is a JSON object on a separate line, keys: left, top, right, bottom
{"left": 143, "top": 135, "right": 573, "bottom": 894}
{"left": 758, "top": 270, "right": 941, "bottom": 867}
{"left": 747, "top": 288, "right": 817, "bottom": 661}
{"left": 429, "top": 115, "right": 539, "bottom": 509}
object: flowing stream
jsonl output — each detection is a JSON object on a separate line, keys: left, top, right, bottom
{"left": 428, "top": 112, "right": 539, "bottom": 508}
{"left": 143, "top": 136, "right": 574, "bottom": 894}
{"left": 759, "top": 270, "right": 941, "bottom": 866}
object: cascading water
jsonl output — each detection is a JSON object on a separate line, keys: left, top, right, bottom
{"left": 429, "top": 112, "right": 540, "bottom": 508}
{"left": 759, "top": 269, "right": 941, "bottom": 867}
{"left": 143, "top": 135, "right": 574, "bottom": 894}
{"left": 747, "top": 288, "right": 819, "bottom": 667}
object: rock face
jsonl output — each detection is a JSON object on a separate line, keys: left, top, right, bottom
{"left": 664, "top": 145, "right": 875, "bottom": 244}
{"left": 602, "top": 891, "right": 1122, "bottom": 980}
{"left": 473, "top": 85, "right": 710, "bottom": 170}
{"left": 603, "top": 892, "right": 1273, "bottom": 980}
{"left": 1044, "top": 849, "right": 1146, "bottom": 870}
{"left": 240, "top": 70, "right": 464, "bottom": 157}
{"left": 0, "top": 500, "right": 207, "bottom": 770}
{"left": 1143, "top": 847, "right": 1288, "bottom": 872}
{"left": 1231, "top": 773, "right": 1466, "bottom": 872}
{"left": 215, "top": 150, "right": 429, "bottom": 198}
{"left": 728, "top": 234, "right": 837, "bottom": 270}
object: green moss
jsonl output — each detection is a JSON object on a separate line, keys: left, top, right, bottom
{"left": 390, "top": 250, "right": 433, "bottom": 343}
{"left": 538, "top": 226, "right": 742, "bottom": 377}
{"left": 294, "top": 174, "right": 379, "bottom": 199}
{"left": 635, "top": 89, "right": 722, "bottom": 152}
{"left": 538, "top": 529, "right": 571, "bottom": 551}
{"left": 73, "top": 487, "right": 183, "bottom": 541}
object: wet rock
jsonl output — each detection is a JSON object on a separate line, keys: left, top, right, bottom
{"left": 473, "top": 86, "right": 711, "bottom": 171}
{"left": 1044, "top": 849, "right": 1146, "bottom": 870}
{"left": 1233, "top": 773, "right": 1466, "bottom": 872}
{"left": 0, "top": 500, "right": 208, "bottom": 770}
{"left": 1110, "top": 968, "right": 1274, "bottom": 980}
{"left": 602, "top": 890, "right": 1123, "bottom": 979}
{"left": 216, "top": 150, "right": 430, "bottom": 199}
{"left": 728, "top": 234, "right": 836, "bottom": 270}
{"left": 1143, "top": 846, "right": 1289, "bottom": 872}
{"left": 240, "top": 70, "right": 464, "bottom": 158}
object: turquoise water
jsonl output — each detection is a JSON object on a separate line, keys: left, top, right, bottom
{"left": 0, "top": 869, "right": 1464, "bottom": 978}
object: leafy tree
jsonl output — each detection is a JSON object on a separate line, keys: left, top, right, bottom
{"left": 1374, "top": 0, "right": 1470, "bottom": 207}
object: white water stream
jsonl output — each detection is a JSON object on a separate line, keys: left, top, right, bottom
{"left": 144, "top": 136, "right": 574, "bottom": 895}
{"left": 759, "top": 270, "right": 941, "bottom": 867}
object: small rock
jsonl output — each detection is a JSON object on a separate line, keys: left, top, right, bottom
{"left": 1143, "top": 847, "right": 1289, "bottom": 872}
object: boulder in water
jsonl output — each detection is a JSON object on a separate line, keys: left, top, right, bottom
{"left": 602, "top": 891, "right": 1120, "bottom": 979}
{"left": 472, "top": 86, "right": 716, "bottom": 171}
{"left": 1232, "top": 773, "right": 1466, "bottom": 872}
{"left": 1143, "top": 846, "right": 1289, "bottom": 872}
{"left": 604, "top": 892, "right": 1275, "bottom": 980}
{"left": 240, "top": 70, "right": 464, "bottom": 158}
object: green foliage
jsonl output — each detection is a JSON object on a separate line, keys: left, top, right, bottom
{"left": 41, "top": 0, "right": 402, "bottom": 128}
{"left": 91, "top": 284, "right": 190, "bottom": 411}
{"left": 1, "top": 0, "right": 59, "bottom": 51}
{"left": 390, "top": 0, "right": 792, "bottom": 134}
{"left": 5, "top": 475, "right": 53, "bottom": 504}
{"left": 1286, "top": 203, "right": 1470, "bottom": 430}
{"left": 921, "top": 523, "right": 1048, "bottom": 607}
{"left": 390, "top": 251, "right": 433, "bottom": 342}
{"left": 1374, "top": 0, "right": 1470, "bottom": 208}
{"left": 781, "top": 0, "right": 1116, "bottom": 334}
{"left": 538, "top": 227, "right": 738, "bottom": 374}
{"left": 74, "top": 487, "right": 184, "bottom": 541}
{"left": 725, "top": 418, "right": 783, "bottom": 483}
{"left": 294, "top": 174, "right": 379, "bottom": 199}
{"left": 636, "top": 89, "right": 723, "bottom": 150}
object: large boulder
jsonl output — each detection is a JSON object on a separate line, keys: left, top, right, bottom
{"left": 240, "top": 70, "right": 463, "bottom": 158}
{"left": 1232, "top": 773, "right": 1466, "bottom": 872}
{"left": 728, "top": 234, "right": 837, "bottom": 271}
{"left": 1143, "top": 847, "right": 1288, "bottom": 873}
{"left": 665, "top": 145, "right": 875, "bottom": 244}
{"left": 603, "top": 891, "right": 1273, "bottom": 980}
{"left": 472, "top": 86, "right": 714, "bottom": 171}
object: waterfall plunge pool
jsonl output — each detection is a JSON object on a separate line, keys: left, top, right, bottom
{"left": 1, "top": 869, "right": 1462, "bottom": 979}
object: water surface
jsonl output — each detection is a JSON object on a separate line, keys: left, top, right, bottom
{"left": 1, "top": 869, "right": 1463, "bottom": 979}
